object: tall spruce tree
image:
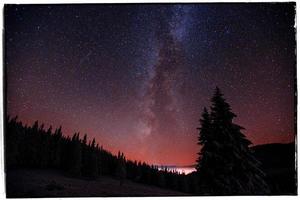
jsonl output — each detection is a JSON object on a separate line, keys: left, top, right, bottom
{"left": 197, "top": 87, "right": 270, "bottom": 195}
{"left": 68, "top": 133, "right": 82, "bottom": 177}
{"left": 116, "top": 151, "right": 127, "bottom": 186}
{"left": 196, "top": 107, "right": 211, "bottom": 172}
{"left": 196, "top": 107, "right": 214, "bottom": 194}
{"left": 85, "top": 138, "right": 98, "bottom": 178}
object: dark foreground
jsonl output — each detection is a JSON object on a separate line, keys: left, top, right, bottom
{"left": 6, "top": 169, "right": 187, "bottom": 198}
{"left": 252, "top": 142, "right": 297, "bottom": 195}
{"left": 6, "top": 143, "right": 296, "bottom": 197}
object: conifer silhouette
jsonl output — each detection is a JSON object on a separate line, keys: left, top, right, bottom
{"left": 196, "top": 87, "right": 270, "bottom": 195}
{"left": 85, "top": 138, "right": 98, "bottom": 178}
{"left": 68, "top": 133, "right": 82, "bottom": 176}
{"left": 116, "top": 151, "right": 126, "bottom": 186}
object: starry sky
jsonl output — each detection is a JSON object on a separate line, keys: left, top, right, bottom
{"left": 5, "top": 3, "right": 295, "bottom": 166}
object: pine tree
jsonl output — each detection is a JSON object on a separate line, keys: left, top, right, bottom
{"left": 53, "top": 126, "right": 62, "bottom": 168}
{"left": 5, "top": 116, "right": 20, "bottom": 168}
{"left": 81, "top": 134, "right": 89, "bottom": 176}
{"left": 68, "top": 133, "right": 82, "bottom": 177}
{"left": 197, "top": 87, "right": 270, "bottom": 195}
{"left": 85, "top": 138, "right": 98, "bottom": 178}
{"left": 196, "top": 107, "right": 211, "bottom": 172}
{"left": 116, "top": 151, "right": 126, "bottom": 186}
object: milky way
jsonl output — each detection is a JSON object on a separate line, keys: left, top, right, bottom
{"left": 5, "top": 4, "right": 295, "bottom": 166}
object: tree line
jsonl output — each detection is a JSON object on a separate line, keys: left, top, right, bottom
{"left": 5, "top": 115, "right": 193, "bottom": 193}
{"left": 5, "top": 87, "right": 271, "bottom": 195}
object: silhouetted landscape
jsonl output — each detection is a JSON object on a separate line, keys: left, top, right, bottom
{"left": 5, "top": 115, "right": 194, "bottom": 197}
{"left": 5, "top": 88, "right": 296, "bottom": 197}
{"left": 4, "top": 3, "right": 296, "bottom": 197}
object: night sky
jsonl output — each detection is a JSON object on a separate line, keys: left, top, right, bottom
{"left": 5, "top": 3, "right": 295, "bottom": 166}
